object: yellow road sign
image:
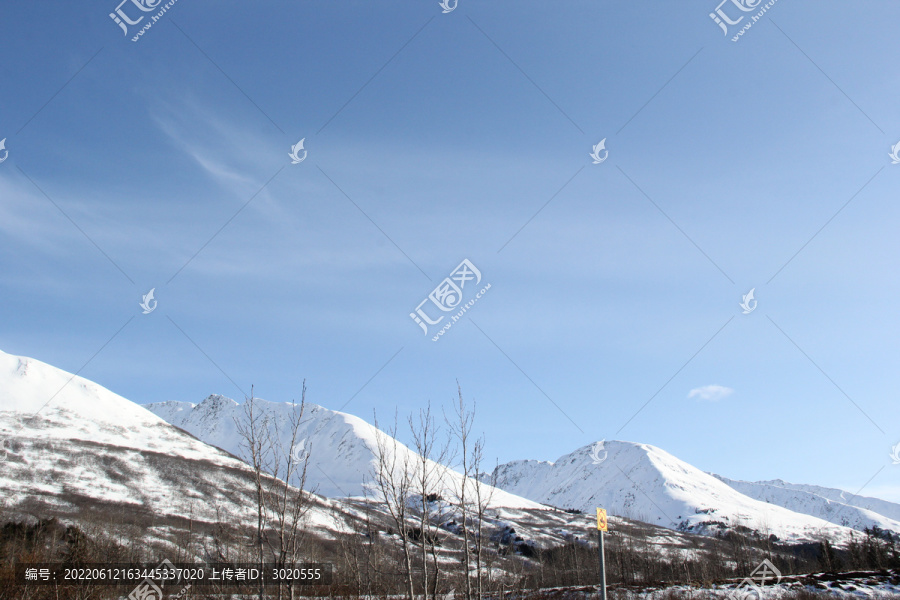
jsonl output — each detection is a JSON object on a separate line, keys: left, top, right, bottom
{"left": 597, "top": 508, "right": 608, "bottom": 532}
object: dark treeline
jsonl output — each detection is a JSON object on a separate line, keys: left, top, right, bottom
{"left": 3, "top": 515, "right": 900, "bottom": 600}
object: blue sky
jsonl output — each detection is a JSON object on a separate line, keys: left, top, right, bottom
{"left": 1, "top": 1, "right": 899, "bottom": 503}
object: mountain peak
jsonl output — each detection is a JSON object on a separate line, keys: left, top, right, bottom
{"left": 145, "top": 395, "right": 542, "bottom": 509}
{"left": 492, "top": 440, "right": 883, "bottom": 543}
{"left": 0, "top": 349, "right": 160, "bottom": 432}
{"left": 198, "top": 394, "right": 238, "bottom": 408}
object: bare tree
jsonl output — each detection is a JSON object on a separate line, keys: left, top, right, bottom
{"left": 174, "top": 497, "right": 196, "bottom": 564}
{"left": 234, "top": 387, "right": 272, "bottom": 600}
{"left": 447, "top": 383, "right": 476, "bottom": 600}
{"left": 234, "top": 384, "right": 316, "bottom": 600}
{"left": 471, "top": 442, "right": 496, "bottom": 599}
{"left": 409, "top": 403, "right": 451, "bottom": 600}
{"left": 372, "top": 411, "right": 416, "bottom": 600}
{"left": 268, "top": 383, "right": 314, "bottom": 600}
{"left": 208, "top": 501, "right": 236, "bottom": 564}
{"left": 333, "top": 500, "right": 369, "bottom": 600}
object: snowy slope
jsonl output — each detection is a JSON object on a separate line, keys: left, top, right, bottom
{"left": 0, "top": 348, "right": 779, "bottom": 565}
{"left": 0, "top": 350, "right": 237, "bottom": 464}
{"left": 0, "top": 349, "right": 346, "bottom": 537}
{"left": 750, "top": 479, "right": 900, "bottom": 523}
{"left": 491, "top": 440, "right": 861, "bottom": 543}
{"left": 146, "top": 395, "right": 385, "bottom": 499}
{"left": 713, "top": 475, "right": 900, "bottom": 534}
{"left": 145, "top": 395, "right": 541, "bottom": 509}
{"left": 4, "top": 346, "right": 880, "bottom": 551}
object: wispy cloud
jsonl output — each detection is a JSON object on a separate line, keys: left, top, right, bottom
{"left": 688, "top": 384, "right": 733, "bottom": 402}
{"left": 151, "top": 96, "right": 278, "bottom": 194}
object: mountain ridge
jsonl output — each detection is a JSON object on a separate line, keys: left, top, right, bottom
{"left": 711, "top": 474, "right": 900, "bottom": 534}
{"left": 490, "top": 440, "right": 900, "bottom": 544}
{"left": 145, "top": 394, "right": 543, "bottom": 509}
{"left": 4, "top": 347, "right": 895, "bottom": 548}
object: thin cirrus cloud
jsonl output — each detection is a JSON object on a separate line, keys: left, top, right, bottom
{"left": 688, "top": 385, "right": 734, "bottom": 402}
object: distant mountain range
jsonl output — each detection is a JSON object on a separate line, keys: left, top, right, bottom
{"left": 489, "top": 441, "right": 900, "bottom": 543}
{"left": 3, "top": 347, "right": 898, "bottom": 548}
{"left": 712, "top": 475, "right": 900, "bottom": 533}
{"left": 144, "top": 395, "right": 539, "bottom": 509}
{"left": 148, "top": 398, "right": 900, "bottom": 544}
{"left": 0, "top": 348, "right": 695, "bottom": 560}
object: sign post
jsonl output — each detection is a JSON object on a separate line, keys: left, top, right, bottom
{"left": 597, "top": 508, "right": 607, "bottom": 600}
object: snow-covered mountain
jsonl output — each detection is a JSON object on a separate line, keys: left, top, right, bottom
{"left": 5, "top": 345, "right": 891, "bottom": 551}
{"left": 145, "top": 395, "right": 540, "bottom": 509}
{"left": 713, "top": 475, "right": 900, "bottom": 534}
{"left": 490, "top": 441, "right": 868, "bottom": 544}
{"left": 0, "top": 348, "right": 684, "bottom": 563}
{"left": 0, "top": 349, "right": 347, "bottom": 546}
